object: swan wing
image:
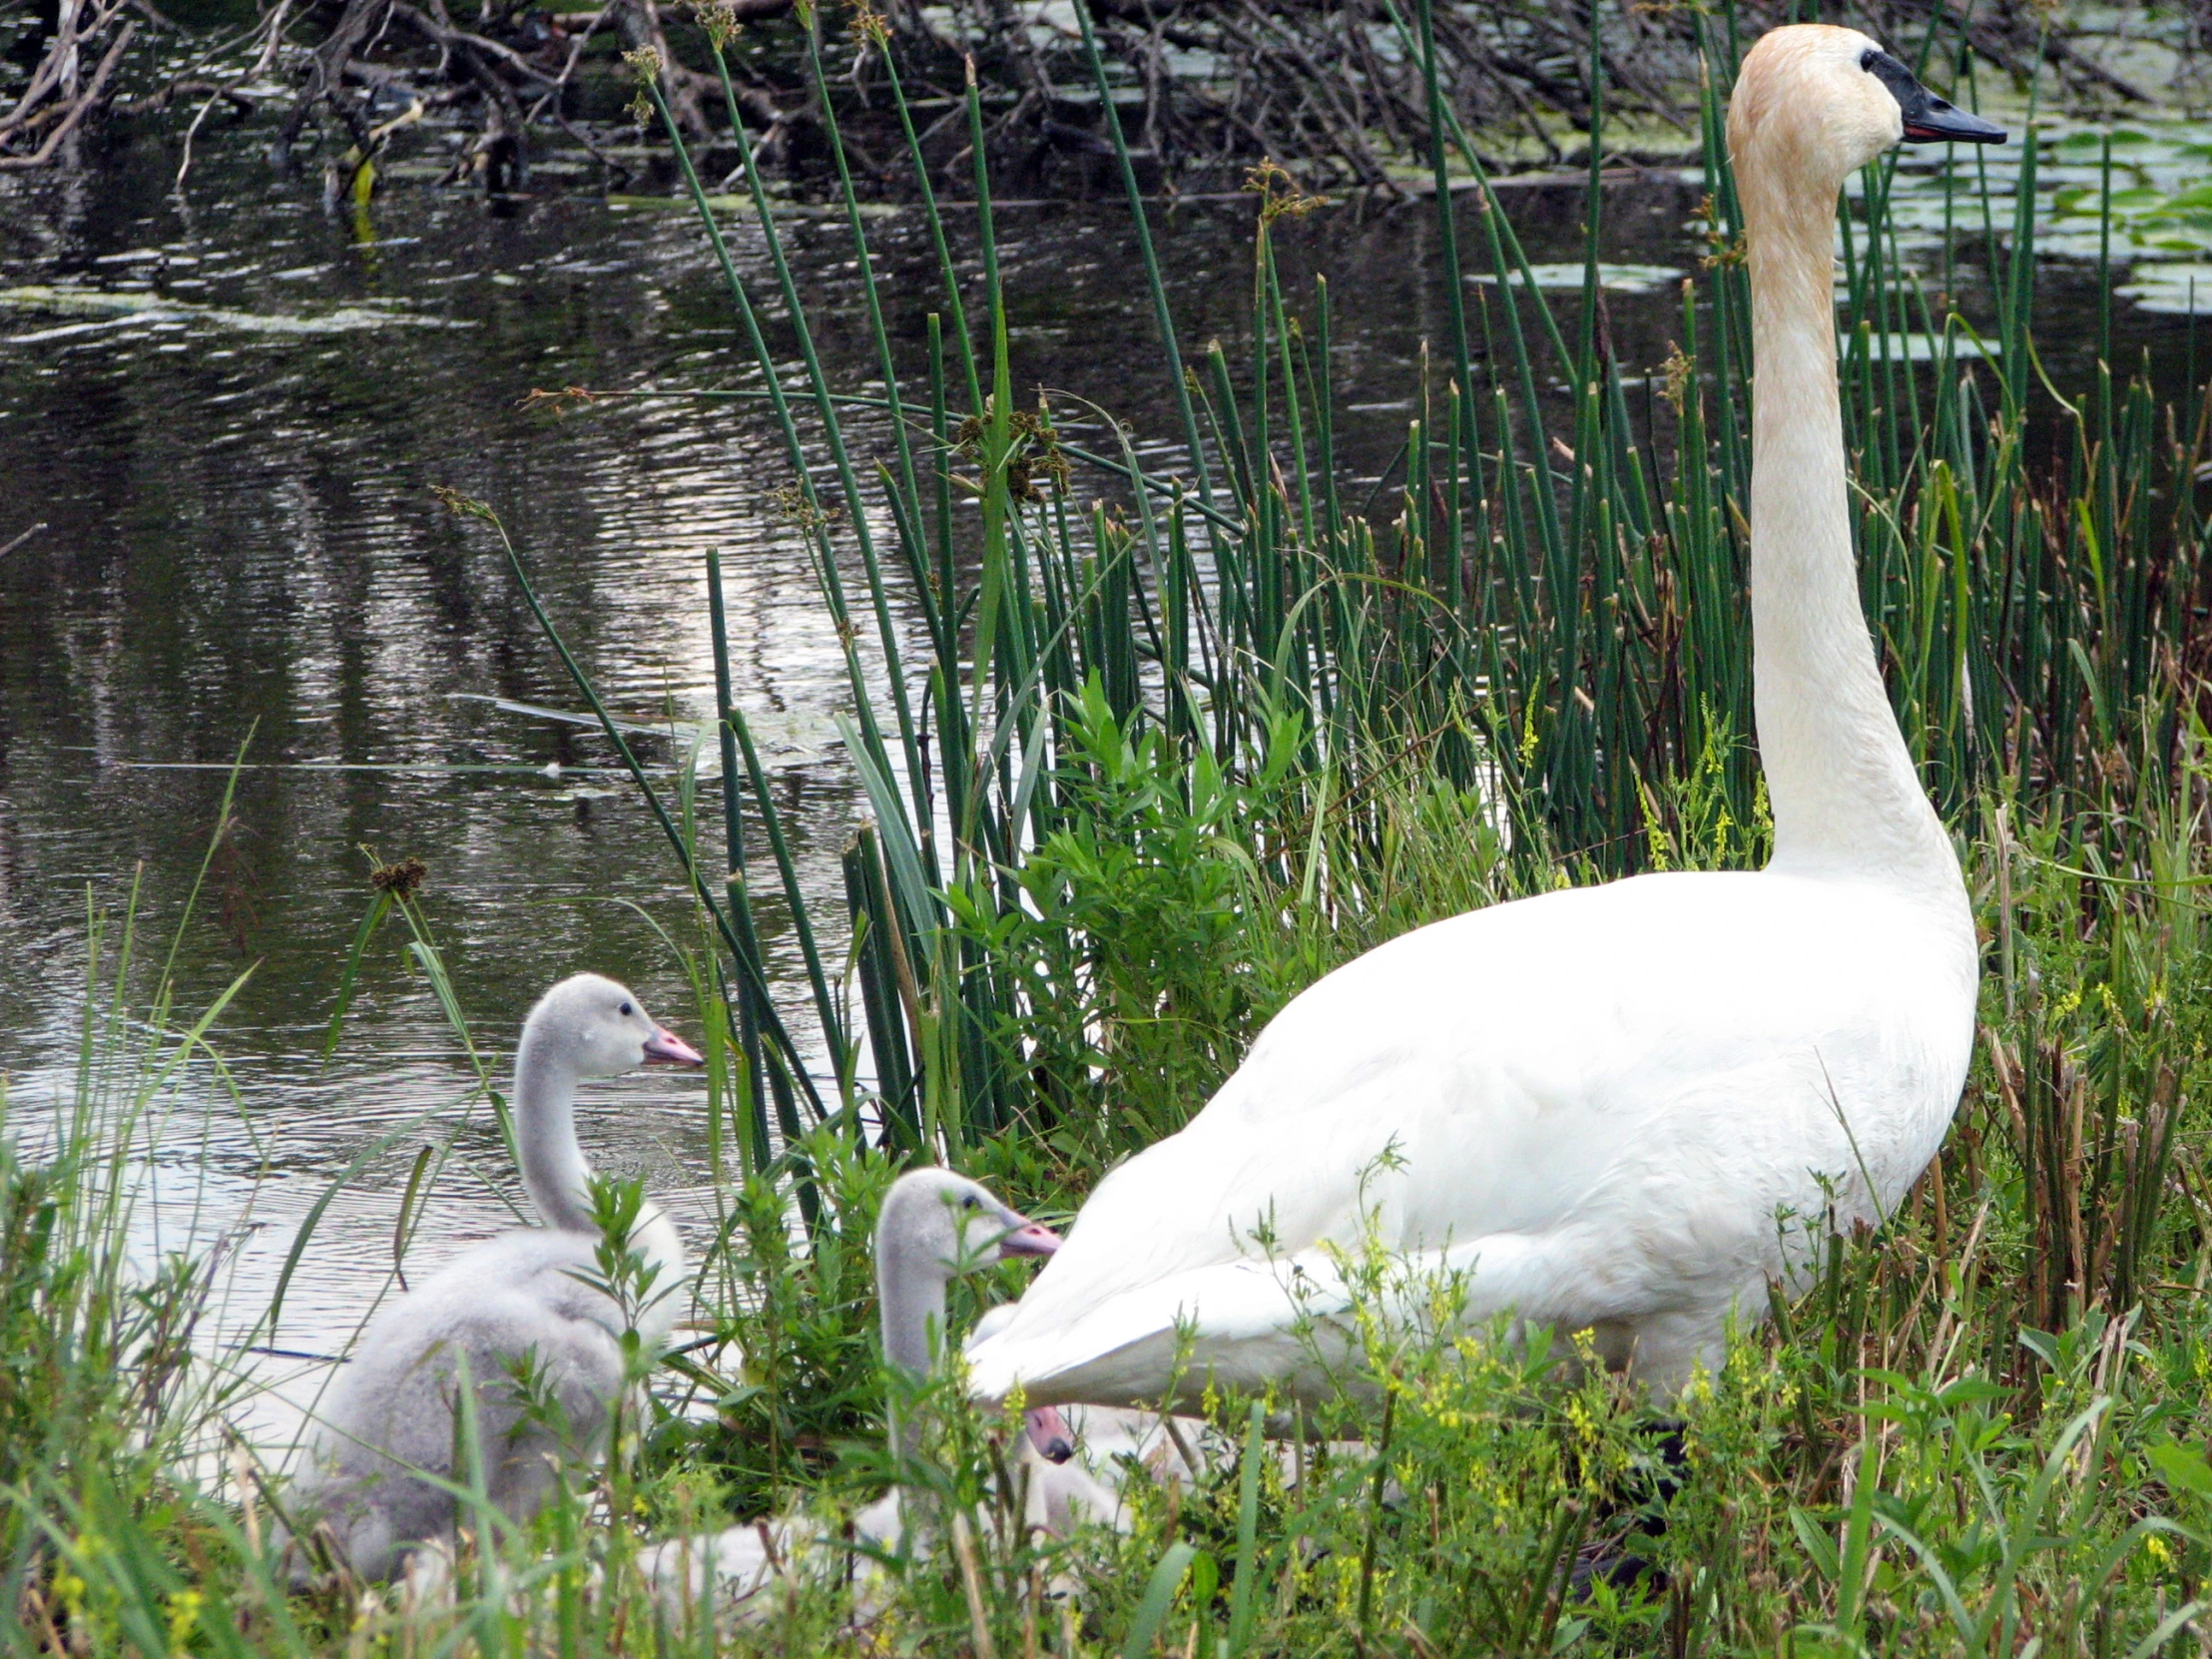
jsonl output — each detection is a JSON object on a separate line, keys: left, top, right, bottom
{"left": 969, "top": 870, "right": 1972, "bottom": 1406}
{"left": 306, "top": 1232, "right": 632, "bottom": 1488}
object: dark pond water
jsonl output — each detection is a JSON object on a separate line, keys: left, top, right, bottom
{"left": 0, "top": 107, "right": 2199, "bottom": 1451}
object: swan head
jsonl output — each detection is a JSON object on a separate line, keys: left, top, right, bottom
{"left": 877, "top": 1168, "right": 1060, "bottom": 1284}
{"left": 1729, "top": 25, "right": 2003, "bottom": 191}
{"left": 525, "top": 973, "right": 706, "bottom": 1078}
{"left": 968, "top": 1303, "right": 1075, "bottom": 1460}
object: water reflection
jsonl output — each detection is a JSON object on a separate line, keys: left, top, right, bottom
{"left": 0, "top": 120, "right": 2197, "bottom": 1453}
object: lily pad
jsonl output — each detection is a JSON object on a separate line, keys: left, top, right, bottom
{"left": 2116, "top": 263, "right": 2212, "bottom": 314}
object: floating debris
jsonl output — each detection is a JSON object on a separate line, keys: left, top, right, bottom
{"left": 605, "top": 194, "right": 897, "bottom": 220}
{"left": 1466, "top": 263, "right": 1682, "bottom": 294}
{"left": 448, "top": 692, "right": 845, "bottom": 772}
{"left": 0, "top": 285, "right": 475, "bottom": 342}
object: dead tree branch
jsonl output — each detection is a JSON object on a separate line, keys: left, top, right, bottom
{"left": 0, "top": 15, "right": 136, "bottom": 168}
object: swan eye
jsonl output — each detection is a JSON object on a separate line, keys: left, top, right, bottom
{"left": 620, "top": 1001, "right": 634, "bottom": 1017}
{"left": 1860, "top": 48, "right": 1877, "bottom": 71}
{"left": 962, "top": 1195, "right": 979, "bottom": 1210}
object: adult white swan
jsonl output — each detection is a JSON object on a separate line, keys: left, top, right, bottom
{"left": 968, "top": 26, "right": 2001, "bottom": 1413}
{"left": 280, "top": 973, "right": 705, "bottom": 1582}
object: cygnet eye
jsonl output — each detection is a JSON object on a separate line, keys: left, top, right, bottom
{"left": 1859, "top": 48, "right": 1877, "bottom": 71}
{"left": 620, "top": 1000, "right": 634, "bottom": 1017}
{"left": 962, "top": 1195, "right": 979, "bottom": 1210}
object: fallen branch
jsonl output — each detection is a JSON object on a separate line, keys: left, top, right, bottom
{"left": 1, "top": 0, "right": 131, "bottom": 136}
{"left": 389, "top": 1, "right": 566, "bottom": 93}
{"left": 270, "top": 0, "right": 386, "bottom": 166}
{"left": 0, "top": 21, "right": 138, "bottom": 170}
{"left": 0, "top": 523, "right": 50, "bottom": 561}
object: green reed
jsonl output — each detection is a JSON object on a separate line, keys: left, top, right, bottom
{"left": 17, "top": 776, "right": 2212, "bottom": 1655}
{"left": 544, "top": 10, "right": 2210, "bottom": 1184}
{"left": 14, "top": 16, "right": 2212, "bottom": 1647}
{"left": 0, "top": 768, "right": 271, "bottom": 1643}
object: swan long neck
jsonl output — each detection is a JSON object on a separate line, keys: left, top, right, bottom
{"left": 877, "top": 1244, "right": 947, "bottom": 1382}
{"left": 1738, "top": 142, "right": 1959, "bottom": 897}
{"left": 512, "top": 1023, "right": 597, "bottom": 1235}
{"left": 877, "top": 1235, "right": 949, "bottom": 1465}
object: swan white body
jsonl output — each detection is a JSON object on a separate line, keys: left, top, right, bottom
{"left": 640, "top": 1171, "right": 1118, "bottom": 1623}
{"left": 969, "top": 26, "right": 1993, "bottom": 1413}
{"left": 282, "top": 974, "right": 704, "bottom": 1582}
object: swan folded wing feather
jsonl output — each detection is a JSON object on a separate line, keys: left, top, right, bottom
{"left": 295, "top": 1230, "right": 635, "bottom": 1574}
{"left": 989, "top": 1063, "right": 1872, "bottom": 1406}
{"left": 970, "top": 872, "right": 1971, "bottom": 1406}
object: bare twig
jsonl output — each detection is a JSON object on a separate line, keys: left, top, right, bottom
{"left": 173, "top": 85, "right": 232, "bottom": 189}
{"left": 0, "top": 524, "right": 50, "bottom": 560}
{"left": 0, "top": 0, "right": 129, "bottom": 136}
{"left": 390, "top": 0, "right": 565, "bottom": 91}
{"left": 0, "top": 21, "right": 137, "bottom": 170}
{"left": 271, "top": 0, "right": 387, "bottom": 165}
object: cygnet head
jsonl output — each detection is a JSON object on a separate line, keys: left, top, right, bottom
{"left": 969, "top": 1304, "right": 1076, "bottom": 1462}
{"left": 876, "top": 1169, "right": 1059, "bottom": 1283}
{"left": 1729, "top": 25, "right": 2003, "bottom": 190}
{"left": 523, "top": 973, "right": 706, "bottom": 1076}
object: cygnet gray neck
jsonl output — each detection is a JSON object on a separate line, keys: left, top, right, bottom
{"left": 877, "top": 1232, "right": 950, "bottom": 1381}
{"left": 512, "top": 1020, "right": 597, "bottom": 1234}
{"left": 876, "top": 1219, "right": 959, "bottom": 1467}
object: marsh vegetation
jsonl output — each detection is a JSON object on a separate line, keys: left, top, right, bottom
{"left": 10, "top": 8, "right": 2212, "bottom": 1657}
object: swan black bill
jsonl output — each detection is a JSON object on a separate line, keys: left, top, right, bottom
{"left": 1024, "top": 1406, "right": 1077, "bottom": 1463}
{"left": 1864, "top": 49, "right": 2007, "bottom": 145}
